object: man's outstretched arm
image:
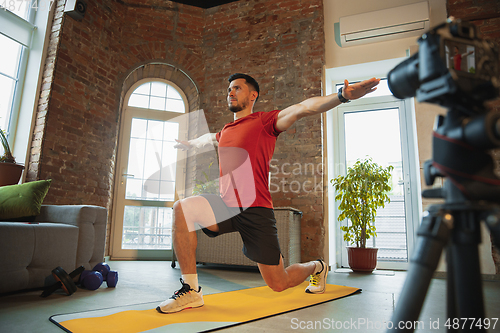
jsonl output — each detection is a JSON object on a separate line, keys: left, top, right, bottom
{"left": 276, "top": 78, "right": 380, "bottom": 132}
{"left": 174, "top": 133, "right": 217, "bottom": 150}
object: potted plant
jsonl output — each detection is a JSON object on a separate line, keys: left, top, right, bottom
{"left": 331, "top": 157, "right": 393, "bottom": 272}
{"left": 192, "top": 162, "right": 219, "bottom": 195}
{"left": 0, "top": 127, "right": 25, "bottom": 186}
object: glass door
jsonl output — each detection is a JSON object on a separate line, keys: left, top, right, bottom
{"left": 336, "top": 97, "right": 419, "bottom": 270}
{"left": 111, "top": 80, "right": 188, "bottom": 260}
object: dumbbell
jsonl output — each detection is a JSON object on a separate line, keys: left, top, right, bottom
{"left": 41, "top": 266, "right": 85, "bottom": 297}
{"left": 93, "top": 262, "right": 118, "bottom": 288}
{"left": 79, "top": 263, "right": 118, "bottom": 290}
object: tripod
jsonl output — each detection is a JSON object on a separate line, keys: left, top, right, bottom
{"left": 388, "top": 109, "right": 500, "bottom": 332}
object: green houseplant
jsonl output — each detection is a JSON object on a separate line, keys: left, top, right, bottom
{"left": 0, "top": 127, "right": 24, "bottom": 186}
{"left": 192, "top": 162, "right": 219, "bottom": 195}
{"left": 331, "top": 158, "right": 393, "bottom": 272}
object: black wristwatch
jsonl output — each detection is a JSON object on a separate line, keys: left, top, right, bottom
{"left": 338, "top": 87, "right": 350, "bottom": 103}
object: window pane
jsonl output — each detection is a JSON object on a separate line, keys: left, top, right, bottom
{"left": 122, "top": 206, "right": 173, "bottom": 250}
{"left": 146, "top": 120, "right": 164, "bottom": 141}
{"left": 144, "top": 139, "right": 162, "bottom": 180}
{"left": 159, "top": 181, "right": 175, "bottom": 201}
{"left": 166, "top": 98, "right": 185, "bottom": 113}
{"left": 149, "top": 96, "right": 166, "bottom": 111}
{"left": 128, "top": 94, "right": 149, "bottom": 108}
{"left": 167, "top": 85, "right": 182, "bottom": 99}
{"left": 144, "top": 180, "right": 160, "bottom": 199}
{"left": 125, "top": 178, "right": 143, "bottom": 199}
{"left": 160, "top": 156, "right": 176, "bottom": 182}
{"left": 344, "top": 108, "right": 402, "bottom": 167}
{"left": 134, "top": 82, "right": 150, "bottom": 95}
{"left": 130, "top": 118, "right": 147, "bottom": 139}
{"left": 2, "top": 1, "right": 30, "bottom": 20}
{"left": 161, "top": 141, "right": 177, "bottom": 173}
{"left": 344, "top": 108, "right": 407, "bottom": 262}
{"left": 0, "top": 75, "right": 16, "bottom": 131}
{"left": 125, "top": 118, "right": 181, "bottom": 201}
{"left": 163, "top": 122, "right": 179, "bottom": 141}
{"left": 127, "top": 81, "right": 185, "bottom": 113}
{"left": 151, "top": 82, "right": 167, "bottom": 97}
{"left": 127, "top": 137, "right": 145, "bottom": 179}
{"left": 0, "top": 34, "right": 23, "bottom": 78}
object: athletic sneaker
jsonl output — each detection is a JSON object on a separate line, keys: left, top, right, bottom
{"left": 305, "top": 259, "right": 328, "bottom": 294}
{"left": 156, "top": 278, "right": 204, "bottom": 313}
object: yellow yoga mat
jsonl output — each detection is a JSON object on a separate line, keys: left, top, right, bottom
{"left": 51, "top": 282, "right": 360, "bottom": 333}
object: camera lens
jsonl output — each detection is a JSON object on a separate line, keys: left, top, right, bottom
{"left": 387, "top": 53, "right": 420, "bottom": 99}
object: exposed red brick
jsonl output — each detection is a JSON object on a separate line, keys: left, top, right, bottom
{"left": 30, "top": 0, "right": 325, "bottom": 260}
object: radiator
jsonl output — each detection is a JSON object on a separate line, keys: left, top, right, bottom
{"left": 172, "top": 207, "right": 302, "bottom": 268}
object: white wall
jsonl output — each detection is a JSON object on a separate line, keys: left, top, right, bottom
{"left": 322, "top": 0, "right": 496, "bottom": 275}
{"left": 323, "top": 0, "right": 447, "bottom": 68}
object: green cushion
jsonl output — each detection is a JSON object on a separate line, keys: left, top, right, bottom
{"left": 0, "top": 180, "right": 52, "bottom": 220}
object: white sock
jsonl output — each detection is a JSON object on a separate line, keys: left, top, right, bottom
{"left": 313, "top": 260, "right": 323, "bottom": 275}
{"left": 182, "top": 274, "right": 199, "bottom": 290}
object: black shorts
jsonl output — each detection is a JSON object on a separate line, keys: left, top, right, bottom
{"left": 199, "top": 194, "right": 282, "bottom": 265}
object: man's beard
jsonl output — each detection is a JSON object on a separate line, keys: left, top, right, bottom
{"left": 229, "top": 104, "right": 243, "bottom": 113}
{"left": 228, "top": 98, "right": 248, "bottom": 113}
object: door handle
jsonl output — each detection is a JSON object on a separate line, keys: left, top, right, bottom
{"left": 397, "top": 179, "right": 411, "bottom": 194}
{"left": 121, "top": 174, "right": 134, "bottom": 185}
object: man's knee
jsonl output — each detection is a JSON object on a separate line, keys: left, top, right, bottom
{"left": 267, "top": 280, "right": 288, "bottom": 292}
{"left": 173, "top": 200, "right": 183, "bottom": 214}
{"left": 172, "top": 200, "right": 183, "bottom": 225}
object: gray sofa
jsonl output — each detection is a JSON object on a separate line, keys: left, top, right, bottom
{"left": 0, "top": 205, "right": 107, "bottom": 294}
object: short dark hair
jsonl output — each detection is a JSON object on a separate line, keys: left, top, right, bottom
{"left": 228, "top": 73, "right": 260, "bottom": 101}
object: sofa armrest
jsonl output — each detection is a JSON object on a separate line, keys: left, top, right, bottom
{"left": 35, "top": 205, "right": 107, "bottom": 270}
{"left": 35, "top": 205, "right": 106, "bottom": 227}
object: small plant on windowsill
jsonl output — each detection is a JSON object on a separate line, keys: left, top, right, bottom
{"left": 331, "top": 157, "right": 393, "bottom": 272}
{"left": 0, "top": 127, "right": 25, "bottom": 186}
{"left": 0, "top": 128, "right": 15, "bottom": 164}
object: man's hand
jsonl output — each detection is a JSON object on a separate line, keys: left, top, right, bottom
{"left": 342, "top": 78, "right": 380, "bottom": 101}
{"left": 174, "top": 139, "right": 192, "bottom": 151}
{"left": 276, "top": 77, "right": 380, "bottom": 132}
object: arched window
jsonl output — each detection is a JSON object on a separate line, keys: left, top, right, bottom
{"left": 128, "top": 81, "right": 186, "bottom": 113}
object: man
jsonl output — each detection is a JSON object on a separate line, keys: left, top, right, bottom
{"left": 452, "top": 45, "right": 474, "bottom": 71}
{"left": 157, "top": 73, "right": 379, "bottom": 314}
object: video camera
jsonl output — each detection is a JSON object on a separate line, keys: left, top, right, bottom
{"left": 388, "top": 19, "right": 499, "bottom": 115}
{"left": 387, "top": 19, "right": 500, "bottom": 204}
{"left": 386, "top": 20, "right": 500, "bottom": 333}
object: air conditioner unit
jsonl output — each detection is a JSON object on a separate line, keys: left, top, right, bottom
{"left": 338, "top": 2, "right": 430, "bottom": 47}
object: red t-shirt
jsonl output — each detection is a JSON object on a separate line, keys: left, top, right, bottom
{"left": 216, "top": 110, "right": 282, "bottom": 208}
{"left": 454, "top": 54, "right": 462, "bottom": 71}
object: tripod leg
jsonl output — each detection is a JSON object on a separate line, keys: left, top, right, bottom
{"left": 446, "top": 246, "right": 458, "bottom": 327}
{"left": 447, "top": 213, "right": 485, "bottom": 332}
{"left": 388, "top": 208, "right": 450, "bottom": 332}
{"left": 448, "top": 243, "right": 485, "bottom": 331}
{"left": 484, "top": 209, "right": 500, "bottom": 250}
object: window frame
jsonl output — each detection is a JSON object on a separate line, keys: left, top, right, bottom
{"left": 111, "top": 78, "right": 189, "bottom": 259}
{"left": 0, "top": 6, "right": 36, "bottom": 144}
{"left": 0, "top": 4, "right": 55, "bottom": 173}
{"left": 127, "top": 80, "right": 187, "bottom": 113}
{"left": 325, "top": 57, "right": 423, "bottom": 270}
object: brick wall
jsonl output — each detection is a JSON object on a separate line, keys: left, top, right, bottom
{"left": 200, "top": 0, "right": 325, "bottom": 261}
{"left": 27, "top": 0, "right": 66, "bottom": 186}
{"left": 30, "top": 0, "right": 325, "bottom": 261}
{"left": 447, "top": 0, "right": 500, "bottom": 273}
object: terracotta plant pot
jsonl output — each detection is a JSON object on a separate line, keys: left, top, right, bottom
{"left": 347, "top": 247, "right": 378, "bottom": 273}
{"left": 0, "top": 163, "right": 25, "bottom": 186}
